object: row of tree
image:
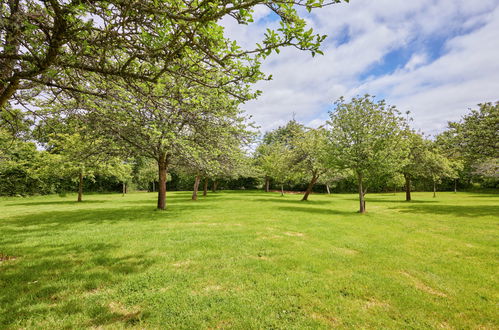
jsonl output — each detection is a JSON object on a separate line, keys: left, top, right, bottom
{"left": 255, "top": 97, "right": 497, "bottom": 212}
{"left": 1, "top": 94, "right": 497, "bottom": 213}
{"left": 1, "top": 0, "right": 351, "bottom": 209}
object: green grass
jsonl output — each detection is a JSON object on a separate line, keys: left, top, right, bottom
{"left": 1, "top": 191, "right": 498, "bottom": 329}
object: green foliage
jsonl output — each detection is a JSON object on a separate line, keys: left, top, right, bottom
{"left": 327, "top": 95, "right": 407, "bottom": 180}
{"left": 327, "top": 95, "right": 407, "bottom": 211}
{"left": 1, "top": 0, "right": 345, "bottom": 111}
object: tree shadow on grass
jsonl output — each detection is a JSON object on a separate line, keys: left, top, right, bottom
{"left": 0, "top": 242, "right": 156, "bottom": 328}
{"left": 368, "top": 199, "right": 438, "bottom": 204}
{"left": 390, "top": 204, "right": 499, "bottom": 218}
{"left": 1, "top": 203, "right": 212, "bottom": 233}
{"left": 252, "top": 198, "right": 332, "bottom": 205}
{"left": 276, "top": 206, "right": 353, "bottom": 216}
{"left": 7, "top": 200, "right": 107, "bottom": 207}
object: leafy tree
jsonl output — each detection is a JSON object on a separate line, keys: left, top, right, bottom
{"left": 67, "top": 76, "right": 253, "bottom": 209}
{"left": 400, "top": 131, "right": 429, "bottom": 201}
{"left": 41, "top": 132, "right": 126, "bottom": 202}
{"left": 292, "top": 127, "right": 330, "bottom": 201}
{"left": 1, "top": 0, "right": 346, "bottom": 111}
{"left": 0, "top": 128, "right": 45, "bottom": 196}
{"left": 327, "top": 95, "right": 407, "bottom": 213}
{"left": 256, "top": 142, "right": 296, "bottom": 196}
{"left": 421, "top": 144, "right": 455, "bottom": 198}
{"left": 437, "top": 102, "right": 498, "bottom": 187}
{"left": 256, "top": 120, "right": 305, "bottom": 191}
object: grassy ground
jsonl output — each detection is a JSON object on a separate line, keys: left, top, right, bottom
{"left": 0, "top": 190, "right": 498, "bottom": 329}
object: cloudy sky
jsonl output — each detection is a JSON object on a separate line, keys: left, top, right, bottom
{"left": 221, "top": 0, "right": 499, "bottom": 136}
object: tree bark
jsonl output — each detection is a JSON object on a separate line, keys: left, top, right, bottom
{"left": 404, "top": 174, "right": 411, "bottom": 201}
{"left": 122, "top": 182, "right": 126, "bottom": 197}
{"left": 280, "top": 184, "right": 284, "bottom": 197}
{"left": 433, "top": 180, "right": 437, "bottom": 198}
{"left": 77, "top": 171, "right": 83, "bottom": 202}
{"left": 157, "top": 157, "right": 168, "bottom": 210}
{"left": 302, "top": 173, "right": 318, "bottom": 201}
{"left": 357, "top": 172, "right": 366, "bottom": 213}
{"left": 192, "top": 175, "right": 201, "bottom": 200}
{"left": 326, "top": 184, "right": 330, "bottom": 194}
{"left": 265, "top": 177, "right": 270, "bottom": 192}
{"left": 152, "top": 181, "right": 155, "bottom": 192}
{"left": 454, "top": 179, "right": 457, "bottom": 193}
{"left": 203, "top": 177, "right": 208, "bottom": 197}
{"left": 212, "top": 180, "right": 218, "bottom": 193}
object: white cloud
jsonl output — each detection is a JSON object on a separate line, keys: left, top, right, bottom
{"left": 221, "top": 0, "right": 499, "bottom": 135}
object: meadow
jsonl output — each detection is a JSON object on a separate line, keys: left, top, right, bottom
{"left": 0, "top": 190, "right": 498, "bottom": 328}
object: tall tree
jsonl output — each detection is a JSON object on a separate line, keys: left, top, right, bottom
{"left": 327, "top": 95, "right": 407, "bottom": 213}
{"left": 400, "top": 131, "right": 429, "bottom": 201}
{"left": 1, "top": 0, "right": 346, "bottom": 111}
{"left": 292, "top": 127, "right": 330, "bottom": 201}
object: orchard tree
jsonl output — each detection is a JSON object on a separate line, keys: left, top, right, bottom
{"left": 400, "top": 131, "right": 429, "bottom": 201}
{"left": 256, "top": 120, "right": 305, "bottom": 191}
{"left": 71, "top": 76, "right": 254, "bottom": 209}
{"left": 1, "top": 0, "right": 347, "bottom": 112}
{"left": 422, "top": 145, "right": 455, "bottom": 198}
{"left": 327, "top": 95, "right": 407, "bottom": 213}
{"left": 292, "top": 127, "right": 329, "bottom": 201}
{"left": 256, "top": 142, "right": 296, "bottom": 196}
{"left": 41, "top": 131, "right": 127, "bottom": 202}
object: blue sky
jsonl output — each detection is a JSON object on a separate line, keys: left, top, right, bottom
{"left": 221, "top": 0, "right": 499, "bottom": 136}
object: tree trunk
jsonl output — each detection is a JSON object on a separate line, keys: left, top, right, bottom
{"left": 302, "top": 173, "right": 318, "bottom": 201}
{"left": 192, "top": 175, "right": 201, "bottom": 200}
{"left": 212, "top": 180, "right": 218, "bottom": 193}
{"left": 326, "top": 184, "right": 330, "bottom": 194}
{"left": 265, "top": 177, "right": 270, "bottom": 192}
{"left": 122, "top": 182, "right": 126, "bottom": 197}
{"left": 77, "top": 171, "right": 83, "bottom": 202}
{"left": 357, "top": 172, "right": 366, "bottom": 213}
{"left": 404, "top": 174, "right": 411, "bottom": 201}
{"left": 203, "top": 177, "right": 208, "bottom": 197}
{"left": 454, "top": 179, "right": 457, "bottom": 193}
{"left": 152, "top": 181, "right": 155, "bottom": 192}
{"left": 433, "top": 180, "right": 436, "bottom": 198}
{"left": 157, "top": 157, "right": 168, "bottom": 210}
{"left": 280, "top": 184, "right": 284, "bottom": 197}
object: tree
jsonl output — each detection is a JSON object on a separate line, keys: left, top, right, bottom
{"left": 41, "top": 131, "right": 126, "bottom": 202}
{"left": 450, "top": 102, "right": 498, "bottom": 161}
{"left": 1, "top": 0, "right": 346, "bottom": 111}
{"left": 292, "top": 127, "right": 329, "bottom": 201}
{"left": 327, "top": 95, "right": 407, "bottom": 213}
{"left": 255, "top": 120, "right": 305, "bottom": 192}
{"left": 437, "top": 102, "right": 498, "bottom": 187}
{"left": 423, "top": 149, "right": 454, "bottom": 198}
{"left": 256, "top": 142, "right": 296, "bottom": 196}
{"left": 400, "top": 131, "right": 429, "bottom": 201}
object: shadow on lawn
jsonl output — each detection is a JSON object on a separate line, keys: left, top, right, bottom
{"left": 277, "top": 206, "right": 353, "bottom": 216}
{"left": 252, "top": 198, "right": 333, "bottom": 205}
{"left": 0, "top": 242, "right": 155, "bottom": 327}
{"left": 391, "top": 204, "right": 499, "bottom": 218}
{"left": 7, "top": 200, "right": 107, "bottom": 207}
{"left": 1, "top": 202, "right": 211, "bottom": 231}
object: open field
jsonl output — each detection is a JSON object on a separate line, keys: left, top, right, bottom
{"left": 0, "top": 191, "right": 498, "bottom": 328}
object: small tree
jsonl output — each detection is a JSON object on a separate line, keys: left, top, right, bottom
{"left": 292, "top": 127, "right": 330, "bottom": 201}
{"left": 327, "top": 95, "right": 407, "bottom": 213}
{"left": 422, "top": 145, "right": 455, "bottom": 198}
{"left": 257, "top": 142, "right": 296, "bottom": 196}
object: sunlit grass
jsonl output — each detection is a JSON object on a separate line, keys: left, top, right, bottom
{"left": 1, "top": 190, "right": 498, "bottom": 328}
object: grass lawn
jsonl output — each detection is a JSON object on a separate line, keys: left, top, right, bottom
{"left": 0, "top": 190, "right": 498, "bottom": 328}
